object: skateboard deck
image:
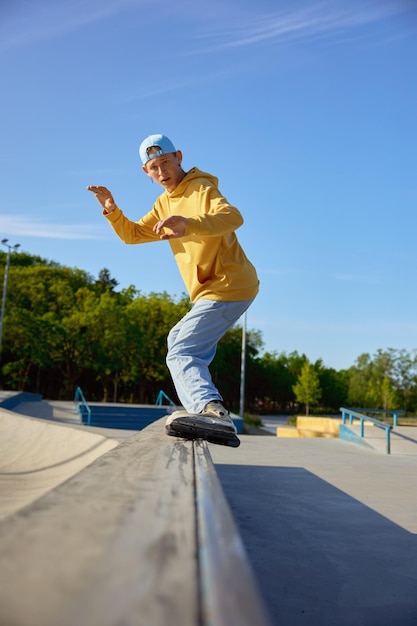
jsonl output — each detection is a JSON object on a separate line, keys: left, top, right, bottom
{"left": 166, "top": 411, "right": 240, "bottom": 448}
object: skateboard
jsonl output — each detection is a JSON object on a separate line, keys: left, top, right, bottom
{"left": 165, "top": 411, "right": 241, "bottom": 448}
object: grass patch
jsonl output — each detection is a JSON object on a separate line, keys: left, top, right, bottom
{"left": 397, "top": 417, "right": 417, "bottom": 426}
{"left": 243, "top": 413, "right": 263, "bottom": 427}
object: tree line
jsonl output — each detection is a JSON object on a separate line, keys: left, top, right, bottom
{"left": 1, "top": 250, "right": 417, "bottom": 415}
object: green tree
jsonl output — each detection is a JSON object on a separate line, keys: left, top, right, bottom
{"left": 348, "top": 349, "right": 398, "bottom": 410}
{"left": 316, "top": 362, "right": 349, "bottom": 411}
{"left": 122, "top": 292, "right": 190, "bottom": 403}
{"left": 3, "top": 252, "right": 417, "bottom": 414}
{"left": 252, "top": 351, "right": 297, "bottom": 413}
{"left": 94, "top": 268, "right": 119, "bottom": 293}
{"left": 1, "top": 263, "right": 94, "bottom": 394}
{"left": 391, "top": 349, "right": 417, "bottom": 411}
{"left": 69, "top": 287, "right": 132, "bottom": 402}
{"left": 211, "top": 326, "right": 263, "bottom": 411}
{"left": 293, "top": 360, "right": 322, "bottom": 416}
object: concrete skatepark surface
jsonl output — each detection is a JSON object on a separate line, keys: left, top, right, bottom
{"left": 0, "top": 396, "right": 139, "bottom": 519}
{"left": 1, "top": 394, "right": 417, "bottom": 625}
{"left": 210, "top": 433, "right": 417, "bottom": 625}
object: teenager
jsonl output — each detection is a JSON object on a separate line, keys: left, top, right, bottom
{"left": 88, "top": 134, "right": 259, "bottom": 446}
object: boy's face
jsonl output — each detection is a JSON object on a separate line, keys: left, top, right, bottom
{"left": 142, "top": 150, "right": 184, "bottom": 192}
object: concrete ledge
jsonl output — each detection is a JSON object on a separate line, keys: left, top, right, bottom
{"left": 277, "top": 427, "right": 338, "bottom": 438}
{"left": 194, "top": 441, "right": 272, "bottom": 626}
{"left": 0, "top": 419, "right": 271, "bottom": 626}
{"left": 277, "top": 416, "right": 341, "bottom": 439}
{"left": 296, "top": 416, "right": 341, "bottom": 434}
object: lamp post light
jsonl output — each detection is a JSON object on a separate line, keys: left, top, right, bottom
{"left": 0, "top": 239, "right": 21, "bottom": 354}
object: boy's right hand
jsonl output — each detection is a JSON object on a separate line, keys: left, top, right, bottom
{"left": 87, "top": 186, "right": 117, "bottom": 214}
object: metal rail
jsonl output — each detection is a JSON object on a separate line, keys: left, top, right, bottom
{"left": 155, "top": 389, "right": 176, "bottom": 408}
{"left": 351, "top": 407, "right": 405, "bottom": 427}
{"left": 340, "top": 407, "right": 393, "bottom": 454}
{"left": 74, "top": 386, "right": 91, "bottom": 425}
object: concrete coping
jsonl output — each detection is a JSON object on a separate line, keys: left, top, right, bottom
{"left": 0, "top": 418, "right": 272, "bottom": 626}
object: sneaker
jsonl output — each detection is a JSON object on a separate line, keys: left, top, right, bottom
{"left": 200, "top": 401, "right": 229, "bottom": 419}
{"left": 165, "top": 408, "right": 239, "bottom": 447}
{"left": 200, "top": 401, "right": 236, "bottom": 434}
{"left": 166, "top": 407, "right": 236, "bottom": 433}
{"left": 166, "top": 410, "right": 188, "bottom": 426}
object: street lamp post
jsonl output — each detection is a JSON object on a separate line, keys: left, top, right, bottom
{"left": 0, "top": 239, "right": 20, "bottom": 354}
{"left": 239, "top": 310, "right": 247, "bottom": 418}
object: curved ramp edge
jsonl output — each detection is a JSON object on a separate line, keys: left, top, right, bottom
{"left": 0, "top": 408, "right": 119, "bottom": 519}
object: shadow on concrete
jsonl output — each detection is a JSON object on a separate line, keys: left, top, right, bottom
{"left": 392, "top": 430, "right": 417, "bottom": 446}
{"left": 12, "top": 400, "right": 80, "bottom": 426}
{"left": 216, "top": 464, "right": 417, "bottom": 626}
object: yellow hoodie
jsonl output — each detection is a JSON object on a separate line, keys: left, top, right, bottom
{"left": 105, "top": 167, "right": 259, "bottom": 303}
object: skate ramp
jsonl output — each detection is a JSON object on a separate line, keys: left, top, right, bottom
{"left": 0, "top": 409, "right": 119, "bottom": 519}
{"left": 0, "top": 423, "right": 271, "bottom": 626}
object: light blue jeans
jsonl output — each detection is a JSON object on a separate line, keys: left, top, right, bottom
{"left": 166, "top": 298, "right": 255, "bottom": 414}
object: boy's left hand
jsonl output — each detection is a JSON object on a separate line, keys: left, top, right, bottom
{"left": 153, "top": 216, "right": 188, "bottom": 239}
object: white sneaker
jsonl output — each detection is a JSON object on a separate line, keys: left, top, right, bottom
{"left": 165, "top": 403, "right": 236, "bottom": 434}
{"left": 200, "top": 401, "right": 236, "bottom": 433}
{"left": 166, "top": 410, "right": 188, "bottom": 427}
{"left": 200, "top": 401, "right": 229, "bottom": 418}
{"left": 165, "top": 406, "right": 239, "bottom": 447}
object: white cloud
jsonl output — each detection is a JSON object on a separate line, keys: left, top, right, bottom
{"left": 0, "top": 215, "right": 110, "bottom": 240}
{"left": 193, "top": 1, "right": 402, "bottom": 53}
{"left": 0, "top": 0, "right": 144, "bottom": 51}
{"left": 2, "top": 0, "right": 409, "bottom": 55}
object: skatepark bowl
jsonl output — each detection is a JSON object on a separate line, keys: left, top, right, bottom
{"left": 1, "top": 391, "right": 417, "bottom": 625}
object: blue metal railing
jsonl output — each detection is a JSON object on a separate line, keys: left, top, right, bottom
{"left": 351, "top": 407, "right": 405, "bottom": 427}
{"left": 74, "top": 386, "right": 92, "bottom": 425}
{"left": 340, "top": 407, "right": 393, "bottom": 454}
{"left": 155, "top": 390, "right": 176, "bottom": 408}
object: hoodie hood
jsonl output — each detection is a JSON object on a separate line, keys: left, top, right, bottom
{"left": 167, "top": 167, "right": 218, "bottom": 198}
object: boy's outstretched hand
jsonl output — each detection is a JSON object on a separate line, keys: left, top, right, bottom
{"left": 153, "top": 216, "right": 188, "bottom": 239}
{"left": 87, "top": 186, "right": 117, "bottom": 214}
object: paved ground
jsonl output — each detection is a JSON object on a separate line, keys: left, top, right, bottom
{"left": 2, "top": 398, "right": 417, "bottom": 625}
{"left": 209, "top": 430, "right": 417, "bottom": 626}
{"left": 259, "top": 414, "right": 290, "bottom": 434}
{"left": 344, "top": 423, "right": 417, "bottom": 455}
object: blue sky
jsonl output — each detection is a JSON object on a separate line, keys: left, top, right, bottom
{"left": 1, "top": 0, "right": 416, "bottom": 371}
